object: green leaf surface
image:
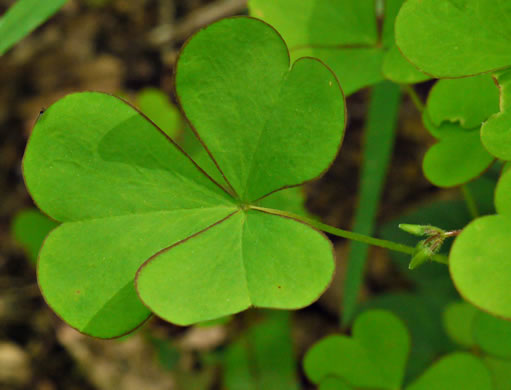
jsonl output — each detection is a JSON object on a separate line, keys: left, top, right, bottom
{"left": 483, "top": 356, "right": 511, "bottom": 390}
{"left": 290, "top": 46, "right": 385, "bottom": 96}
{"left": 23, "top": 17, "right": 343, "bottom": 336}
{"left": 249, "top": 0, "right": 377, "bottom": 49}
{"left": 443, "top": 302, "right": 478, "bottom": 348}
{"left": 319, "top": 377, "right": 353, "bottom": 390}
{"left": 303, "top": 310, "right": 409, "bottom": 389}
{"left": 24, "top": 92, "right": 232, "bottom": 222}
{"left": 137, "top": 88, "right": 181, "bottom": 139}
{"left": 176, "top": 18, "right": 345, "bottom": 201}
{"left": 422, "top": 128, "right": 494, "bottom": 187}
{"left": 249, "top": 0, "right": 428, "bottom": 96}
{"left": 342, "top": 81, "right": 401, "bottom": 325}
{"left": 473, "top": 310, "right": 511, "bottom": 359}
{"left": 406, "top": 353, "right": 492, "bottom": 390}
{"left": 426, "top": 76, "right": 499, "bottom": 129}
{"left": 495, "top": 167, "right": 511, "bottom": 216}
{"left": 39, "top": 207, "right": 234, "bottom": 337}
{"left": 396, "top": 0, "right": 511, "bottom": 77}
{"left": 360, "top": 293, "right": 454, "bottom": 383}
{"left": 450, "top": 215, "right": 511, "bottom": 320}
{"left": 382, "top": 44, "right": 431, "bottom": 84}
{"left": 256, "top": 187, "right": 309, "bottom": 217}
{"left": 482, "top": 69, "right": 511, "bottom": 160}
{"left": 11, "top": 209, "right": 58, "bottom": 263}
{"left": 137, "top": 210, "right": 334, "bottom": 325}
{"left": 223, "top": 312, "right": 299, "bottom": 390}
{"left": 0, "top": 0, "right": 68, "bottom": 55}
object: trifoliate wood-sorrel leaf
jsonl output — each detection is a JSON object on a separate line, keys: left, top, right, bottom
{"left": 248, "top": 0, "right": 428, "bottom": 96}
{"left": 396, "top": 0, "right": 511, "bottom": 78}
{"left": 22, "top": 17, "right": 345, "bottom": 337}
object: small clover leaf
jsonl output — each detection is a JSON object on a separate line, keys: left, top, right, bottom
{"left": 405, "top": 353, "right": 492, "bottom": 390}
{"left": 473, "top": 311, "right": 511, "bottom": 359}
{"left": 396, "top": 0, "right": 511, "bottom": 78}
{"left": 482, "top": 69, "right": 511, "bottom": 160}
{"left": 304, "top": 310, "right": 492, "bottom": 390}
{"left": 421, "top": 76, "right": 499, "bottom": 187}
{"left": 450, "top": 215, "right": 511, "bottom": 320}
{"left": 304, "top": 310, "right": 410, "bottom": 389}
{"left": 422, "top": 123, "right": 494, "bottom": 187}
{"left": 23, "top": 17, "right": 345, "bottom": 337}
{"left": 249, "top": 0, "right": 429, "bottom": 96}
{"left": 443, "top": 301, "right": 511, "bottom": 387}
{"left": 426, "top": 75, "right": 500, "bottom": 130}
{"left": 443, "top": 301, "right": 478, "bottom": 348}
{"left": 449, "top": 168, "right": 511, "bottom": 320}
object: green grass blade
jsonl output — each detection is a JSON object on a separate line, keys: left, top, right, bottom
{"left": 342, "top": 81, "right": 402, "bottom": 326}
{"left": 0, "top": 0, "right": 68, "bottom": 55}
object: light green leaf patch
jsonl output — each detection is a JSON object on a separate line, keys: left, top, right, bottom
{"left": 495, "top": 167, "right": 511, "bottom": 216}
{"left": 421, "top": 76, "right": 498, "bottom": 187}
{"left": 303, "top": 310, "right": 409, "bottom": 389}
{"left": 450, "top": 215, "right": 511, "bottom": 320}
{"left": 319, "top": 378, "right": 353, "bottom": 390}
{"left": 23, "top": 17, "right": 345, "bottom": 337}
{"left": 136, "top": 88, "right": 182, "bottom": 139}
{"left": 137, "top": 211, "right": 334, "bottom": 325}
{"left": 305, "top": 310, "right": 492, "bottom": 390}
{"left": 11, "top": 209, "right": 58, "bottom": 263}
{"left": 382, "top": 44, "right": 430, "bottom": 84}
{"left": 396, "top": 0, "right": 511, "bottom": 77}
{"left": 426, "top": 75, "right": 499, "bottom": 130}
{"left": 422, "top": 123, "right": 493, "bottom": 188}
{"left": 249, "top": 0, "right": 429, "bottom": 96}
{"left": 473, "top": 311, "right": 511, "bottom": 359}
{"left": 482, "top": 69, "right": 511, "bottom": 160}
{"left": 442, "top": 301, "right": 478, "bottom": 348}
{"left": 406, "top": 353, "right": 492, "bottom": 390}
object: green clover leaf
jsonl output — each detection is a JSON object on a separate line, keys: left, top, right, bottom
{"left": 396, "top": 0, "right": 511, "bottom": 78}
{"left": 482, "top": 69, "right": 511, "bottom": 160}
{"left": 450, "top": 215, "right": 511, "bottom": 320}
{"left": 304, "top": 310, "right": 492, "bottom": 390}
{"left": 304, "top": 310, "right": 410, "bottom": 389}
{"left": 443, "top": 301, "right": 511, "bottom": 388}
{"left": 249, "top": 0, "right": 429, "bottom": 96}
{"left": 22, "top": 17, "right": 345, "bottom": 337}
{"left": 421, "top": 75, "right": 498, "bottom": 187}
{"left": 223, "top": 312, "right": 299, "bottom": 390}
{"left": 450, "top": 166, "right": 511, "bottom": 319}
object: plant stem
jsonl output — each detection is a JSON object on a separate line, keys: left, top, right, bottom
{"left": 248, "top": 205, "right": 449, "bottom": 265}
{"left": 461, "top": 185, "right": 479, "bottom": 219}
{"left": 342, "top": 81, "right": 401, "bottom": 326}
{"left": 402, "top": 84, "right": 425, "bottom": 113}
